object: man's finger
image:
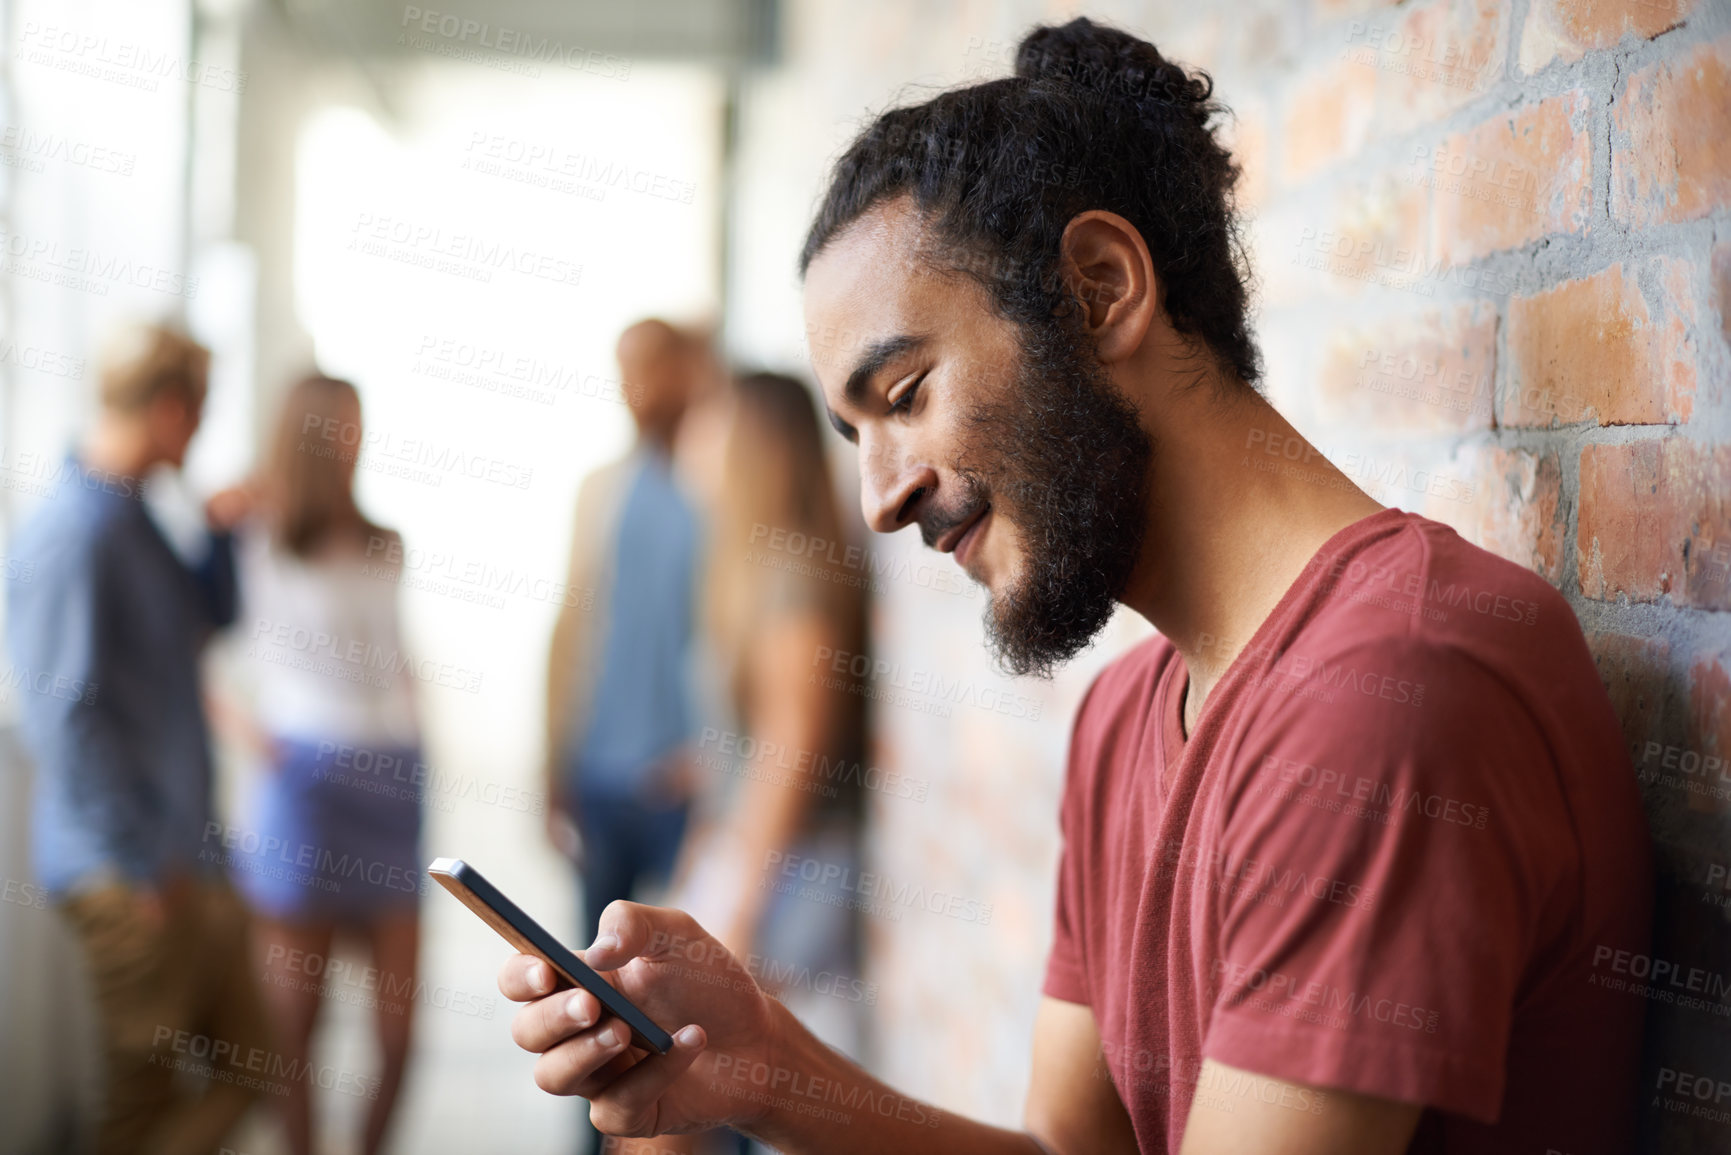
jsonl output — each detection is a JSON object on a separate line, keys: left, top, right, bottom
{"left": 498, "top": 953, "right": 559, "bottom": 1002}
{"left": 590, "top": 1025, "right": 707, "bottom": 1134}
{"left": 588, "top": 901, "right": 698, "bottom": 971}
{"left": 511, "top": 987, "right": 602, "bottom": 1054}
{"left": 532, "top": 1019, "right": 639, "bottom": 1096}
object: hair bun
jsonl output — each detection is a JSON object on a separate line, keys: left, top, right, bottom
{"left": 1015, "top": 17, "right": 1212, "bottom": 108}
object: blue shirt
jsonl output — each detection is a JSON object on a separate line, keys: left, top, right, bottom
{"left": 571, "top": 448, "right": 700, "bottom": 797}
{"left": 7, "top": 457, "right": 236, "bottom": 895}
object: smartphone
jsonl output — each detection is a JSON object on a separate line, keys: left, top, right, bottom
{"left": 427, "top": 857, "right": 673, "bottom": 1055}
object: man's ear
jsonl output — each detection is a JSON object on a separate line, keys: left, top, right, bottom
{"left": 1058, "top": 211, "right": 1158, "bottom": 365}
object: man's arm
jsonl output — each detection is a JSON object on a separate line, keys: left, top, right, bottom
{"left": 1178, "top": 1060, "right": 1420, "bottom": 1155}
{"left": 9, "top": 532, "right": 161, "bottom": 881}
{"left": 498, "top": 905, "right": 1136, "bottom": 1155}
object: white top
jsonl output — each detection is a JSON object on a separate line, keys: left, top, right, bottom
{"left": 233, "top": 527, "right": 419, "bottom": 748}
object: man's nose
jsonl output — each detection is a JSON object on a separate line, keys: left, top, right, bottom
{"left": 859, "top": 438, "right": 937, "bottom": 535}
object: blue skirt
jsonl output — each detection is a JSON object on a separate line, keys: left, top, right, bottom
{"left": 230, "top": 737, "right": 425, "bottom": 921}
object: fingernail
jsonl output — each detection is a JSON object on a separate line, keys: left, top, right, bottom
{"left": 676, "top": 1025, "right": 702, "bottom": 1047}
{"left": 589, "top": 932, "right": 620, "bottom": 953}
{"left": 601, "top": 1023, "right": 625, "bottom": 1048}
{"left": 565, "top": 991, "right": 590, "bottom": 1026}
{"left": 530, "top": 962, "right": 550, "bottom": 990}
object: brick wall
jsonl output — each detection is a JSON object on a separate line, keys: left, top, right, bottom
{"left": 727, "top": 1, "right": 1731, "bottom": 1148}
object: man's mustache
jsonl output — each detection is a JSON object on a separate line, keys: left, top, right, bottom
{"left": 917, "top": 471, "right": 990, "bottom": 550}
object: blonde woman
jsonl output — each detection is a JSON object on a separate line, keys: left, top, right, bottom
{"left": 222, "top": 375, "right": 422, "bottom": 1155}
{"left": 676, "top": 370, "right": 869, "bottom": 1012}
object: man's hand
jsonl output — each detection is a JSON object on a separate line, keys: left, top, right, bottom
{"left": 499, "top": 901, "right": 782, "bottom": 1138}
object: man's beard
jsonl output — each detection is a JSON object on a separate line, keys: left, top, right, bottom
{"left": 949, "top": 316, "right": 1154, "bottom": 678}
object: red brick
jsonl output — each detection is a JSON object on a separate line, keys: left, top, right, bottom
{"left": 1317, "top": 301, "right": 1497, "bottom": 432}
{"left": 1427, "top": 90, "right": 1592, "bottom": 266}
{"left": 1375, "top": 0, "right": 1511, "bottom": 134}
{"left": 1588, "top": 631, "right": 1671, "bottom": 759}
{"left": 1281, "top": 59, "right": 1376, "bottom": 183}
{"left": 1685, "top": 650, "right": 1731, "bottom": 813}
{"left": 1578, "top": 439, "right": 1731, "bottom": 609}
{"left": 1428, "top": 445, "right": 1566, "bottom": 581}
{"left": 1612, "top": 36, "right": 1731, "bottom": 227}
{"left": 1504, "top": 259, "right": 1699, "bottom": 427}
{"left": 1520, "top": 0, "right": 1695, "bottom": 73}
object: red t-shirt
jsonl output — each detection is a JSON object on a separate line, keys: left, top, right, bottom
{"left": 1043, "top": 509, "right": 1652, "bottom": 1154}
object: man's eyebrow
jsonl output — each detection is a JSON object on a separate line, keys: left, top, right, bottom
{"left": 843, "top": 333, "right": 926, "bottom": 409}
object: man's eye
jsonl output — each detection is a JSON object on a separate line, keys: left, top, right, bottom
{"left": 889, "top": 375, "right": 925, "bottom": 414}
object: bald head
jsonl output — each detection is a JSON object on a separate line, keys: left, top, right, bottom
{"left": 617, "top": 318, "right": 698, "bottom": 443}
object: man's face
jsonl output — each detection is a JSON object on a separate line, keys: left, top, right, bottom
{"left": 805, "top": 201, "right": 1153, "bottom": 677}
{"left": 149, "top": 385, "right": 206, "bottom": 469}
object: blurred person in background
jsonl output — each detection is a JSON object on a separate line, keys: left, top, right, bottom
{"left": 214, "top": 374, "right": 424, "bottom": 1155}
{"left": 6, "top": 322, "right": 268, "bottom": 1154}
{"left": 668, "top": 369, "right": 870, "bottom": 1155}
{"left": 544, "top": 319, "right": 705, "bottom": 1155}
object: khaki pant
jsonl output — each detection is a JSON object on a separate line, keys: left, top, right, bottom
{"left": 59, "top": 878, "right": 271, "bottom": 1155}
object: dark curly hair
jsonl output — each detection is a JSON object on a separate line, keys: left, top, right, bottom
{"left": 800, "top": 17, "right": 1260, "bottom": 389}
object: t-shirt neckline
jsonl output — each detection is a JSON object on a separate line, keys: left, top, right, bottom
{"left": 1163, "top": 506, "right": 1407, "bottom": 755}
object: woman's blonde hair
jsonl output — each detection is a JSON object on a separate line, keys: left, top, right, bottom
{"left": 259, "top": 374, "right": 386, "bottom": 559}
{"left": 705, "top": 371, "right": 862, "bottom": 718}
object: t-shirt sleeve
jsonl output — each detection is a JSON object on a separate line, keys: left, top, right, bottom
{"left": 1042, "top": 780, "right": 1090, "bottom": 1006}
{"left": 1203, "top": 638, "right": 1561, "bottom": 1124}
{"left": 1042, "top": 678, "right": 1105, "bottom": 1007}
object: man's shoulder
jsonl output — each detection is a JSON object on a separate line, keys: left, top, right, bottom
{"left": 1302, "top": 512, "right": 1575, "bottom": 662}
{"left": 11, "top": 485, "right": 126, "bottom": 570}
